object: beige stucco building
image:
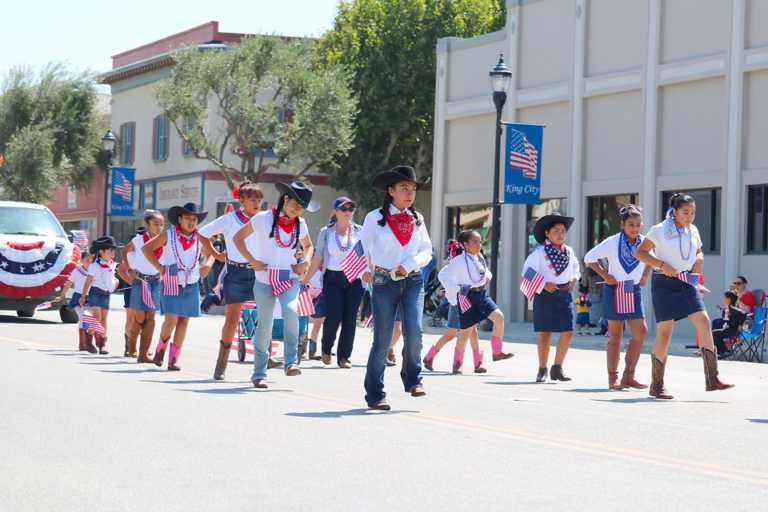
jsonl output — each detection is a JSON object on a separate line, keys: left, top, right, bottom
{"left": 431, "top": 0, "right": 768, "bottom": 329}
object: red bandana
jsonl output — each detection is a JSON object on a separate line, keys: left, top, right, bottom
{"left": 235, "top": 208, "right": 253, "bottom": 225}
{"left": 175, "top": 224, "right": 198, "bottom": 251}
{"left": 272, "top": 208, "right": 297, "bottom": 234}
{"left": 387, "top": 212, "right": 415, "bottom": 246}
{"left": 143, "top": 232, "right": 164, "bottom": 259}
{"left": 96, "top": 258, "right": 113, "bottom": 269}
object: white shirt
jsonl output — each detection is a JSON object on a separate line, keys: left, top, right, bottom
{"left": 584, "top": 233, "right": 647, "bottom": 283}
{"left": 199, "top": 209, "right": 255, "bottom": 263}
{"left": 70, "top": 265, "right": 89, "bottom": 294}
{"left": 309, "top": 269, "right": 324, "bottom": 290}
{"left": 160, "top": 227, "right": 201, "bottom": 286}
{"left": 87, "top": 259, "right": 118, "bottom": 292}
{"left": 521, "top": 244, "right": 581, "bottom": 285}
{"left": 358, "top": 205, "right": 432, "bottom": 273}
{"left": 248, "top": 209, "right": 309, "bottom": 285}
{"left": 315, "top": 223, "right": 362, "bottom": 271}
{"left": 128, "top": 234, "right": 160, "bottom": 276}
{"left": 438, "top": 253, "right": 492, "bottom": 306}
{"left": 645, "top": 219, "right": 702, "bottom": 273}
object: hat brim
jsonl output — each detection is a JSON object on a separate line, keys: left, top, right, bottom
{"left": 533, "top": 215, "right": 574, "bottom": 244}
{"left": 168, "top": 206, "right": 208, "bottom": 225}
{"left": 276, "top": 182, "right": 321, "bottom": 213}
{"left": 373, "top": 171, "right": 420, "bottom": 191}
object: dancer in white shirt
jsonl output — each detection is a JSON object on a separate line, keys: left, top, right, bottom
{"left": 359, "top": 166, "right": 432, "bottom": 411}
{"left": 80, "top": 236, "right": 121, "bottom": 354}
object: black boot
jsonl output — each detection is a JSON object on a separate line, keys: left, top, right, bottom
{"left": 549, "top": 364, "right": 571, "bottom": 381}
{"left": 536, "top": 367, "right": 547, "bottom": 383}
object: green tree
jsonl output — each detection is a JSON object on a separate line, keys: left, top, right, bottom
{"left": 156, "top": 35, "right": 357, "bottom": 188}
{"left": 0, "top": 65, "right": 102, "bottom": 203}
{"left": 318, "top": 0, "right": 506, "bottom": 207}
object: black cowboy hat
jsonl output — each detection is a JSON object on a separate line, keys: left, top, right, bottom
{"left": 275, "top": 181, "right": 320, "bottom": 213}
{"left": 372, "top": 165, "right": 422, "bottom": 191}
{"left": 168, "top": 202, "right": 208, "bottom": 225}
{"left": 90, "top": 235, "right": 121, "bottom": 253}
{"left": 533, "top": 212, "right": 574, "bottom": 244}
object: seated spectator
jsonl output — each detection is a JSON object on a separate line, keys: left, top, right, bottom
{"left": 713, "top": 291, "right": 747, "bottom": 358}
{"left": 731, "top": 275, "right": 756, "bottom": 314}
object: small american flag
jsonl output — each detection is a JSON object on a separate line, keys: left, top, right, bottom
{"left": 268, "top": 268, "right": 293, "bottom": 296}
{"left": 296, "top": 286, "right": 315, "bottom": 316}
{"left": 339, "top": 241, "right": 368, "bottom": 283}
{"left": 35, "top": 301, "right": 54, "bottom": 311}
{"left": 519, "top": 266, "right": 545, "bottom": 301}
{"left": 70, "top": 230, "right": 89, "bottom": 249}
{"left": 614, "top": 280, "right": 636, "bottom": 315}
{"left": 114, "top": 173, "right": 133, "bottom": 202}
{"left": 81, "top": 311, "right": 105, "bottom": 336}
{"left": 509, "top": 129, "right": 539, "bottom": 179}
{"left": 363, "top": 314, "right": 373, "bottom": 329}
{"left": 140, "top": 280, "right": 155, "bottom": 309}
{"left": 162, "top": 264, "right": 179, "bottom": 296}
{"left": 677, "top": 272, "right": 710, "bottom": 294}
{"left": 458, "top": 287, "right": 473, "bottom": 314}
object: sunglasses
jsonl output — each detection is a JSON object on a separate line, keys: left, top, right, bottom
{"left": 338, "top": 206, "right": 356, "bottom": 212}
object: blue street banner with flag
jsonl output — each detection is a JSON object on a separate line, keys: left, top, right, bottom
{"left": 111, "top": 167, "right": 135, "bottom": 217}
{"left": 503, "top": 123, "right": 544, "bottom": 204}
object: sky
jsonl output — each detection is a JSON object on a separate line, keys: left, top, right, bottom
{"left": 1, "top": 0, "right": 341, "bottom": 83}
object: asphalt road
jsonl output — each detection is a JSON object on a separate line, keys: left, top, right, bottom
{"left": 1, "top": 307, "right": 767, "bottom": 512}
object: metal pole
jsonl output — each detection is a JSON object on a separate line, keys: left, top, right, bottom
{"left": 489, "top": 91, "right": 507, "bottom": 302}
{"left": 102, "top": 153, "right": 111, "bottom": 236}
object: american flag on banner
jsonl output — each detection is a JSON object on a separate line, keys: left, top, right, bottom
{"left": 162, "top": 264, "right": 179, "bottom": 296}
{"left": 519, "top": 266, "right": 545, "bottom": 301}
{"left": 268, "top": 268, "right": 293, "bottom": 296}
{"left": 458, "top": 286, "right": 473, "bottom": 314}
{"left": 70, "top": 230, "right": 89, "bottom": 249}
{"left": 81, "top": 311, "right": 105, "bottom": 336}
{"left": 114, "top": 173, "right": 133, "bottom": 202}
{"left": 508, "top": 129, "right": 539, "bottom": 179}
{"left": 677, "top": 272, "right": 710, "bottom": 294}
{"left": 297, "top": 286, "right": 315, "bottom": 316}
{"left": 340, "top": 241, "right": 368, "bottom": 283}
{"left": 140, "top": 280, "right": 155, "bottom": 309}
{"left": 614, "top": 280, "right": 636, "bottom": 314}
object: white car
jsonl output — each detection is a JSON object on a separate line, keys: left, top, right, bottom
{"left": 0, "top": 201, "right": 80, "bottom": 323}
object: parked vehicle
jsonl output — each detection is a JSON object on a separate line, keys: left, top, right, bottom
{"left": 0, "top": 201, "right": 80, "bottom": 322}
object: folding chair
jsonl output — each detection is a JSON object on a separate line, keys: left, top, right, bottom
{"left": 732, "top": 307, "right": 767, "bottom": 362}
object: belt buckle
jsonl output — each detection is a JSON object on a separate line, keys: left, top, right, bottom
{"left": 389, "top": 269, "right": 406, "bottom": 281}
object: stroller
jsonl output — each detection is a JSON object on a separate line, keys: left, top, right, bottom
{"left": 237, "top": 300, "right": 310, "bottom": 363}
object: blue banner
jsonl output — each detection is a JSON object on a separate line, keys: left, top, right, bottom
{"left": 503, "top": 123, "right": 544, "bottom": 204}
{"left": 110, "top": 167, "right": 135, "bottom": 217}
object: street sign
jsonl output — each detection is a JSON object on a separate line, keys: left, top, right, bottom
{"left": 110, "top": 167, "right": 135, "bottom": 217}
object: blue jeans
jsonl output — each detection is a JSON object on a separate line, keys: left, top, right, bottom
{"left": 364, "top": 273, "right": 424, "bottom": 404}
{"left": 250, "top": 280, "right": 300, "bottom": 381}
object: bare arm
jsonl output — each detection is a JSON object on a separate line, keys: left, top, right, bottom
{"left": 199, "top": 236, "right": 226, "bottom": 262}
{"left": 117, "top": 241, "right": 135, "bottom": 283}
{"left": 79, "top": 276, "right": 93, "bottom": 307}
{"left": 637, "top": 238, "right": 676, "bottom": 277}
{"left": 233, "top": 222, "right": 266, "bottom": 271}
{"left": 691, "top": 248, "right": 704, "bottom": 274}
{"left": 142, "top": 232, "right": 168, "bottom": 275}
{"left": 292, "top": 235, "right": 313, "bottom": 277}
{"left": 54, "top": 280, "right": 72, "bottom": 303}
{"left": 587, "top": 261, "right": 617, "bottom": 286}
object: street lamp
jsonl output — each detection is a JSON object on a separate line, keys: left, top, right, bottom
{"left": 101, "top": 130, "right": 116, "bottom": 236}
{"left": 488, "top": 54, "right": 512, "bottom": 303}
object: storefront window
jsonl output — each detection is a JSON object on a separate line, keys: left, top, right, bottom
{"left": 445, "top": 204, "right": 492, "bottom": 255}
{"left": 661, "top": 189, "right": 720, "bottom": 254}
{"left": 525, "top": 198, "right": 568, "bottom": 255}
{"left": 586, "top": 194, "right": 638, "bottom": 248}
{"left": 747, "top": 184, "right": 768, "bottom": 254}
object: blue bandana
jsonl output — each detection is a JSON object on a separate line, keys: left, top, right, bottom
{"left": 617, "top": 232, "right": 642, "bottom": 276}
{"left": 544, "top": 241, "right": 569, "bottom": 276}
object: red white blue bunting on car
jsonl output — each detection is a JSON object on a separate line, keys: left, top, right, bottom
{"left": 0, "top": 239, "right": 79, "bottom": 298}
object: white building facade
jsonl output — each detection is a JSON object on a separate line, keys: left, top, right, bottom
{"left": 431, "top": 0, "right": 768, "bottom": 329}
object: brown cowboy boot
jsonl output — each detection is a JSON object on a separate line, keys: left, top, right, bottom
{"left": 84, "top": 332, "right": 98, "bottom": 354}
{"left": 137, "top": 329, "right": 154, "bottom": 363}
{"left": 78, "top": 329, "right": 86, "bottom": 351}
{"left": 95, "top": 335, "right": 109, "bottom": 355}
{"left": 607, "top": 340, "right": 624, "bottom": 390}
{"left": 125, "top": 333, "right": 138, "bottom": 358}
{"left": 620, "top": 338, "right": 647, "bottom": 389}
{"left": 213, "top": 340, "right": 231, "bottom": 380}
{"left": 702, "top": 348, "right": 735, "bottom": 391}
{"left": 649, "top": 354, "right": 673, "bottom": 399}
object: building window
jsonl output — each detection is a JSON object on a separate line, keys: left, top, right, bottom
{"left": 119, "top": 122, "right": 135, "bottom": 165}
{"left": 152, "top": 115, "right": 170, "bottom": 161}
{"left": 445, "top": 204, "right": 492, "bottom": 255}
{"left": 661, "top": 188, "right": 721, "bottom": 254}
{"left": 747, "top": 184, "right": 768, "bottom": 254}
{"left": 526, "top": 198, "right": 568, "bottom": 255}
{"left": 586, "top": 194, "right": 638, "bottom": 248}
{"left": 182, "top": 118, "right": 194, "bottom": 157}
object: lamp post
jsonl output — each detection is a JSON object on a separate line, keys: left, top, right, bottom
{"left": 488, "top": 54, "right": 512, "bottom": 302}
{"left": 101, "top": 130, "right": 116, "bottom": 236}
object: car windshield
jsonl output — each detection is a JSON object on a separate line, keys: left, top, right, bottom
{"left": 0, "top": 206, "right": 67, "bottom": 238}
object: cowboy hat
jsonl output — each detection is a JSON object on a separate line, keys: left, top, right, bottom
{"left": 275, "top": 181, "right": 320, "bottom": 213}
{"left": 167, "top": 202, "right": 208, "bottom": 225}
{"left": 533, "top": 212, "right": 574, "bottom": 244}
{"left": 373, "top": 165, "right": 421, "bottom": 191}
{"left": 90, "top": 235, "right": 121, "bottom": 254}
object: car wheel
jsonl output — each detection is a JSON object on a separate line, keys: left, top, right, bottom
{"left": 17, "top": 309, "right": 35, "bottom": 318}
{"left": 60, "top": 307, "right": 79, "bottom": 324}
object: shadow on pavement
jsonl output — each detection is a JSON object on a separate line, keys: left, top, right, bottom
{"left": 286, "top": 408, "right": 418, "bottom": 418}
{"left": 80, "top": 360, "right": 134, "bottom": 365}
{"left": 100, "top": 368, "right": 165, "bottom": 374}
{"left": 141, "top": 379, "right": 216, "bottom": 385}
{"left": 485, "top": 381, "right": 557, "bottom": 386}
{"left": 591, "top": 398, "right": 730, "bottom": 404}
{"left": 552, "top": 388, "right": 612, "bottom": 393}
{"left": 0, "top": 315, "right": 59, "bottom": 325}
{"left": 747, "top": 418, "right": 768, "bottom": 424}
{"left": 186, "top": 386, "right": 293, "bottom": 395}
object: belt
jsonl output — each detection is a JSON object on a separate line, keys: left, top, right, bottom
{"left": 467, "top": 286, "right": 484, "bottom": 293}
{"left": 374, "top": 266, "right": 421, "bottom": 281}
{"left": 136, "top": 272, "right": 161, "bottom": 282}
{"left": 556, "top": 284, "right": 571, "bottom": 291}
{"left": 227, "top": 260, "right": 252, "bottom": 269}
